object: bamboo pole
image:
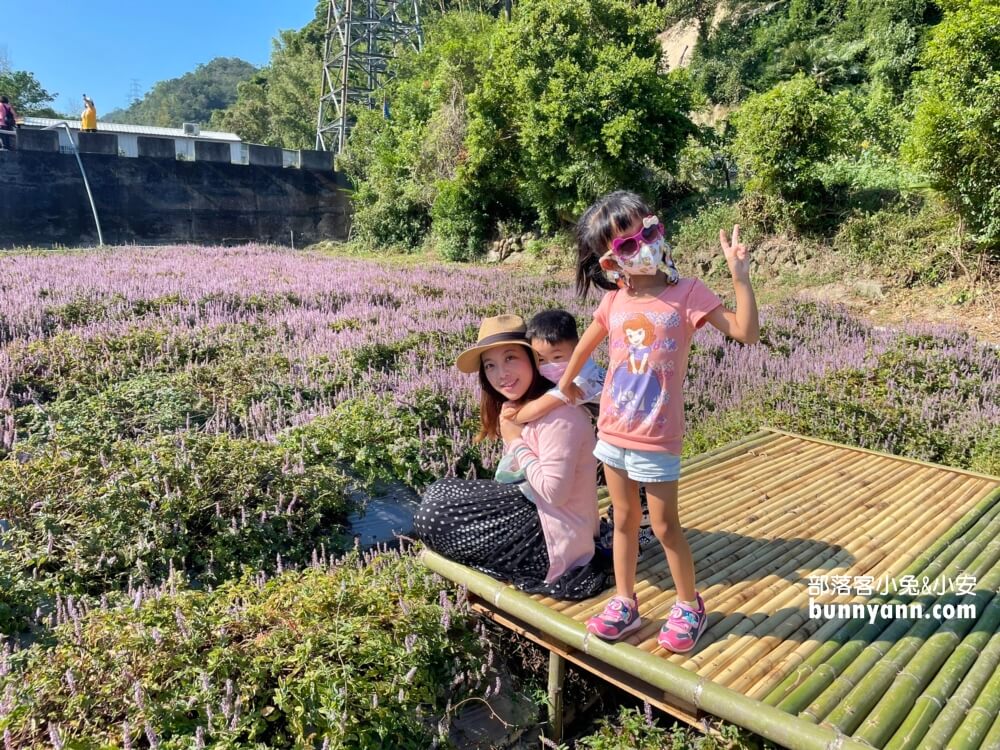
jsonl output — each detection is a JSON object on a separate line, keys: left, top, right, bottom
{"left": 677, "top": 439, "right": 832, "bottom": 510}
{"left": 754, "top": 484, "right": 998, "bottom": 704}
{"left": 647, "top": 463, "right": 960, "bottom": 659}
{"left": 944, "top": 664, "right": 1000, "bottom": 748}
{"left": 550, "top": 447, "right": 870, "bottom": 617}
{"left": 544, "top": 438, "right": 833, "bottom": 613}
{"left": 736, "top": 479, "right": 990, "bottom": 700}
{"left": 803, "top": 517, "right": 1000, "bottom": 728}
{"left": 685, "top": 472, "right": 949, "bottom": 665}
{"left": 701, "top": 534, "right": 924, "bottom": 682}
{"left": 547, "top": 651, "right": 566, "bottom": 742}
{"left": 978, "top": 707, "right": 1000, "bottom": 750}
{"left": 701, "top": 476, "right": 988, "bottom": 681}
{"left": 571, "top": 456, "right": 953, "bottom": 646}
{"left": 420, "top": 550, "right": 873, "bottom": 750}
{"left": 603, "top": 448, "right": 901, "bottom": 602}
{"left": 764, "top": 427, "right": 1000, "bottom": 483}
{"left": 917, "top": 624, "right": 1000, "bottom": 748}
{"left": 883, "top": 587, "right": 1000, "bottom": 750}
{"left": 763, "top": 487, "right": 1000, "bottom": 709}
{"left": 678, "top": 430, "right": 780, "bottom": 475}
{"left": 678, "top": 441, "right": 846, "bottom": 517}
{"left": 728, "top": 505, "right": 952, "bottom": 692}
{"left": 849, "top": 563, "right": 1000, "bottom": 744}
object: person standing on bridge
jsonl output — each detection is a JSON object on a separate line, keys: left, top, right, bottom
{"left": 81, "top": 95, "right": 98, "bottom": 132}
{"left": 0, "top": 96, "right": 19, "bottom": 150}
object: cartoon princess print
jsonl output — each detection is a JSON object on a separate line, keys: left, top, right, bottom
{"left": 608, "top": 313, "right": 670, "bottom": 429}
{"left": 624, "top": 314, "right": 654, "bottom": 374}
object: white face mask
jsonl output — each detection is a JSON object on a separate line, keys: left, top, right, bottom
{"left": 538, "top": 361, "right": 569, "bottom": 382}
{"left": 616, "top": 237, "right": 666, "bottom": 276}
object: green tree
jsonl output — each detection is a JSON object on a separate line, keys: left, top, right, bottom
{"left": 903, "top": 0, "right": 1000, "bottom": 248}
{"left": 210, "top": 1, "right": 328, "bottom": 147}
{"left": 473, "top": 0, "right": 693, "bottom": 230}
{"left": 339, "top": 12, "right": 496, "bottom": 252}
{"left": 0, "top": 68, "right": 58, "bottom": 116}
{"left": 731, "top": 74, "right": 850, "bottom": 226}
{"left": 342, "top": 0, "right": 694, "bottom": 258}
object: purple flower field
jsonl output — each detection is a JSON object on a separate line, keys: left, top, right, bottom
{"left": 0, "top": 244, "right": 996, "bottom": 745}
{"left": 1, "top": 244, "right": 997, "bottom": 476}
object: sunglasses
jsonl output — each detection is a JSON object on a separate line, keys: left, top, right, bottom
{"left": 610, "top": 216, "right": 664, "bottom": 258}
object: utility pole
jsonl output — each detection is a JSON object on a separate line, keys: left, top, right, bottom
{"left": 315, "top": 0, "right": 423, "bottom": 153}
{"left": 128, "top": 79, "right": 142, "bottom": 107}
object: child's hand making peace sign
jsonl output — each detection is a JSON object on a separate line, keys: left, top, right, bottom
{"left": 719, "top": 225, "right": 751, "bottom": 281}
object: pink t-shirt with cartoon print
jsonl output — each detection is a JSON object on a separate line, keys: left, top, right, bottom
{"left": 593, "top": 278, "right": 723, "bottom": 454}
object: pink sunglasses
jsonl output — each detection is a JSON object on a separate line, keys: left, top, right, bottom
{"left": 610, "top": 215, "right": 664, "bottom": 258}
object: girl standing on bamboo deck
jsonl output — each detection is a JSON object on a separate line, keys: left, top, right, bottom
{"left": 557, "top": 191, "right": 759, "bottom": 652}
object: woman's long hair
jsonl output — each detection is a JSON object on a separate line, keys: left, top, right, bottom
{"left": 475, "top": 351, "right": 554, "bottom": 443}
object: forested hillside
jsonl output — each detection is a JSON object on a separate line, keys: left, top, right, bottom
{"left": 104, "top": 57, "right": 258, "bottom": 127}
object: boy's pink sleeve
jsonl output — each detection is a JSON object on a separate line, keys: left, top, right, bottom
{"left": 593, "top": 291, "right": 615, "bottom": 330}
{"left": 687, "top": 278, "right": 724, "bottom": 331}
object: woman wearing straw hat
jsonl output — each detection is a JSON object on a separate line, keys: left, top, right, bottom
{"left": 414, "top": 314, "right": 609, "bottom": 600}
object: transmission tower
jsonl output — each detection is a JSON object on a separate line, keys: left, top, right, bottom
{"left": 128, "top": 79, "right": 142, "bottom": 106}
{"left": 315, "top": 0, "right": 423, "bottom": 153}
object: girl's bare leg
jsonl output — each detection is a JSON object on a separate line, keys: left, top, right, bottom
{"left": 605, "top": 464, "right": 642, "bottom": 598}
{"left": 645, "top": 480, "right": 697, "bottom": 602}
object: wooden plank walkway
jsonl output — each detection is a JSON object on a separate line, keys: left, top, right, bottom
{"left": 422, "top": 429, "right": 1000, "bottom": 749}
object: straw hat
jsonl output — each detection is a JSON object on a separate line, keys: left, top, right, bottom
{"left": 455, "top": 314, "right": 533, "bottom": 373}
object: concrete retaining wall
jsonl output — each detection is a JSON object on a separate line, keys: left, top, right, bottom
{"left": 0, "top": 150, "right": 351, "bottom": 248}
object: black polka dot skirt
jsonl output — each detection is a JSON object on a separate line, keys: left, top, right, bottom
{"left": 415, "top": 478, "right": 610, "bottom": 601}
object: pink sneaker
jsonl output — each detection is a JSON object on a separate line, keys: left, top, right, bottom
{"left": 586, "top": 594, "right": 641, "bottom": 640}
{"left": 658, "top": 593, "right": 707, "bottom": 653}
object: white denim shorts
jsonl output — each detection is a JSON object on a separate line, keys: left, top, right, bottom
{"left": 593, "top": 439, "right": 681, "bottom": 483}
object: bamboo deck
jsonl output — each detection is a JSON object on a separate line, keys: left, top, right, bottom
{"left": 422, "top": 429, "right": 1000, "bottom": 749}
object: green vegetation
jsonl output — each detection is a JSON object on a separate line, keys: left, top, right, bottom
{"left": 0, "top": 66, "right": 59, "bottom": 117}
{"left": 105, "top": 57, "right": 258, "bottom": 128}
{"left": 209, "top": 2, "right": 328, "bottom": 147}
{"left": 730, "top": 74, "right": 851, "bottom": 229}
{"left": 341, "top": 1, "right": 693, "bottom": 258}
{"left": 570, "top": 706, "right": 776, "bottom": 749}
{"left": 0, "top": 551, "right": 485, "bottom": 749}
{"left": 903, "top": 0, "right": 1000, "bottom": 249}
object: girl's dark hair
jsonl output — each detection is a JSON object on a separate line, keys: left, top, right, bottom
{"left": 475, "top": 349, "right": 554, "bottom": 443}
{"left": 574, "top": 190, "right": 653, "bottom": 298}
{"left": 0, "top": 96, "right": 8, "bottom": 104}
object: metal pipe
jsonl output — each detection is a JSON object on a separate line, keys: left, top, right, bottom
{"left": 45, "top": 122, "right": 104, "bottom": 246}
{"left": 420, "top": 550, "right": 873, "bottom": 750}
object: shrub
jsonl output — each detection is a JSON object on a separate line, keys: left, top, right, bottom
{"left": 342, "top": 0, "right": 694, "bottom": 257}
{"left": 285, "top": 389, "right": 485, "bottom": 490}
{"left": 832, "top": 195, "right": 961, "bottom": 282}
{"left": 759, "top": 333, "right": 998, "bottom": 467}
{"left": 731, "top": 75, "right": 852, "bottom": 228}
{"left": 671, "top": 199, "right": 746, "bottom": 266}
{"left": 6, "top": 323, "right": 274, "bottom": 406}
{"left": 14, "top": 371, "right": 214, "bottom": 450}
{"left": 903, "top": 0, "right": 1000, "bottom": 249}
{"left": 0, "top": 550, "right": 486, "bottom": 749}
{"left": 0, "top": 432, "right": 352, "bottom": 633}
{"left": 575, "top": 706, "right": 771, "bottom": 749}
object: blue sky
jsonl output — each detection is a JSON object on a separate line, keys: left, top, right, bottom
{"left": 1, "top": 1, "right": 318, "bottom": 115}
